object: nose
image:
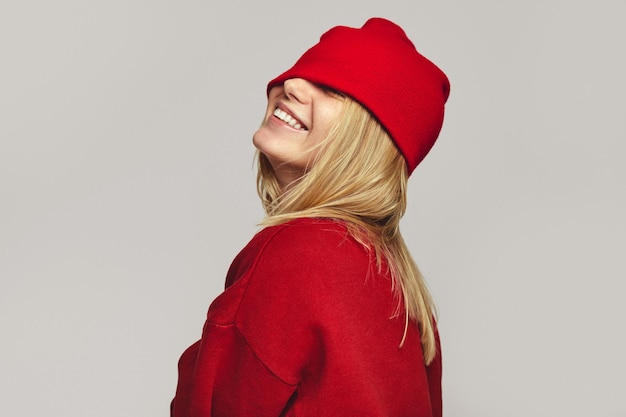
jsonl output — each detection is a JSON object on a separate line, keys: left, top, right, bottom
{"left": 283, "top": 78, "right": 313, "bottom": 104}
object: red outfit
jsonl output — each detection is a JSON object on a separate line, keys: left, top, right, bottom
{"left": 172, "top": 218, "right": 442, "bottom": 417}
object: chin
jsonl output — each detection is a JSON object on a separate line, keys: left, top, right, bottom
{"left": 252, "top": 128, "right": 267, "bottom": 152}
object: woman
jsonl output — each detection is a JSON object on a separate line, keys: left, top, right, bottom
{"left": 172, "top": 17, "right": 450, "bottom": 417}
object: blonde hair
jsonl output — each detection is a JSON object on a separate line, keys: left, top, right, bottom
{"left": 256, "top": 97, "right": 437, "bottom": 364}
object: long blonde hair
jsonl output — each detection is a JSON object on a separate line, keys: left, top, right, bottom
{"left": 256, "top": 97, "right": 437, "bottom": 364}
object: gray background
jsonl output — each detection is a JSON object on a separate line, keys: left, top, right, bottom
{"left": 1, "top": 1, "right": 624, "bottom": 416}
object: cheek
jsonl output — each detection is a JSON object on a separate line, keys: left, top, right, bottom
{"left": 308, "top": 109, "right": 340, "bottom": 147}
{"left": 316, "top": 101, "right": 343, "bottom": 135}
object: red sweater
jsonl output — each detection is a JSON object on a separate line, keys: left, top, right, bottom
{"left": 172, "top": 218, "right": 442, "bottom": 417}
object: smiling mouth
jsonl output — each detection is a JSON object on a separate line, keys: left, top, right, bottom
{"left": 273, "top": 108, "right": 308, "bottom": 131}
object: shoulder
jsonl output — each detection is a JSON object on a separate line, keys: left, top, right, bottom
{"left": 250, "top": 218, "right": 373, "bottom": 278}
{"left": 208, "top": 219, "right": 375, "bottom": 327}
{"left": 213, "top": 218, "right": 374, "bottom": 325}
{"left": 225, "top": 218, "right": 362, "bottom": 285}
{"left": 263, "top": 218, "right": 362, "bottom": 255}
{"left": 222, "top": 217, "right": 371, "bottom": 292}
{"left": 237, "top": 218, "right": 377, "bottom": 314}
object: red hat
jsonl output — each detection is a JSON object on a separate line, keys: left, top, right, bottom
{"left": 267, "top": 18, "right": 450, "bottom": 175}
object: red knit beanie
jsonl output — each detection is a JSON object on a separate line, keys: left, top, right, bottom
{"left": 267, "top": 17, "right": 450, "bottom": 175}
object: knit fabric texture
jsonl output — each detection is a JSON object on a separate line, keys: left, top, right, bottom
{"left": 267, "top": 17, "right": 450, "bottom": 175}
{"left": 171, "top": 218, "right": 442, "bottom": 417}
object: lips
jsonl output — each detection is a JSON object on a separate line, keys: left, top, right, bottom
{"left": 273, "top": 107, "right": 308, "bottom": 131}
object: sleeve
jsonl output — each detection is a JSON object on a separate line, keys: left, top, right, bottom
{"left": 170, "top": 323, "right": 298, "bottom": 417}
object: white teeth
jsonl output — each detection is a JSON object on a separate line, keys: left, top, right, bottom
{"left": 273, "top": 107, "right": 307, "bottom": 130}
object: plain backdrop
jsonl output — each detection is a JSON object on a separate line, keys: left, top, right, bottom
{"left": 1, "top": 1, "right": 625, "bottom": 416}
